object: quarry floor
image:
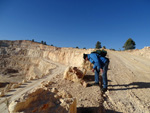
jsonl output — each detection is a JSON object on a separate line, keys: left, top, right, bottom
{"left": 0, "top": 50, "right": 150, "bottom": 113}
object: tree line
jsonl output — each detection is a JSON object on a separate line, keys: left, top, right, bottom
{"left": 95, "top": 38, "right": 136, "bottom": 50}
{"left": 31, "top": 39, "right": 54, "bottom": 46}
{"left": 31, "top": 38, "right": 136, "bottom": 50}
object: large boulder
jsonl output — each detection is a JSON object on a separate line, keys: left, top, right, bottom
{"left": 63, "top": 66, "right": 87, "bottom": 87}
{"left": 8, "top": 82, "right": 77, "bottom": 113}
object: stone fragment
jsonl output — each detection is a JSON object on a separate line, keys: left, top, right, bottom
{"left": 4, "top": 84, "right": 12, "bottom": 92}
{"left": 18, "top": 82, "right": 22, "bottom": 85}
{"left": 51, "top": 87, "right": 58, "bottom": 93}
{"left": 0, "top": 91, "right": 5, "bottom": 97}
{"left": 81, "top": 80, "right": 88, "bottom": 88}
{"left": 12, "top": 84, "right": 20, "bottom": 88}
{"left": 57, "top": 90, "right": 72, "bottom": 98}
{"left": 22, "top": 79, "right": 27, "bottom": 84}
{"left": 60, "top": 98, "right": 77, "bottom": 113}
{"left": 8, "top": 101, "right": 18, "bottom": 113}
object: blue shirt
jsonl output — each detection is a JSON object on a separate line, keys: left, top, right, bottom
{"left": 99, "top": 56, "right": 107, "bottom": 68}
{"left": 88, "top": 53, "right": 100, "bottom": 69}
{"left": 88, "top": 53, "right": 107, "bottom": 69}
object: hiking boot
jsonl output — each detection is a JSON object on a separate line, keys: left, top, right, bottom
{"left": 102, "top": 88, "right": 107, "bottom": 92}
{"left": 93, "top": 83, "right": 99, "bottom": 86}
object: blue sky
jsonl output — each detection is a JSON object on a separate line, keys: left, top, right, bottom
{"left": 0, "top": 0, "right": 150, "bottom": 50}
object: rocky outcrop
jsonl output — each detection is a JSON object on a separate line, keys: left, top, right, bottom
{"left": 0, "top": 40, "right": 93, "bottom": 84}
{"left": 8, "top": 81, "right": 77, "bottom": 113}
{"left": 63, "top": 66, "right": 88, "bottom": 87}
{"left": 64, "top": 67, "right": 87, "bottom": 81}
{"left": 0, "top": 41, "right": 57, "bottom": 83}
{"left": 0, "top": 40, "right": 93, "bottom": 67}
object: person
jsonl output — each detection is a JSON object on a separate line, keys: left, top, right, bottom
{"left": 98, "top": 56, "right": 109, "bottom": 92}
{"left": 83, "top": 52, "right": 109, "bottom": 92}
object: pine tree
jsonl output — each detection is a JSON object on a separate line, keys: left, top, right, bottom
{"left": 123, "top": 38, "right": 136, "bottom": 50}
{"left": 43, "top": 41, "right": 47, "bottom": 45}
{"left": 95, "top": 41, "right": 101, "bottom": 49}
{"left": 103, "top": 46, "right": 106, "bottom": 49}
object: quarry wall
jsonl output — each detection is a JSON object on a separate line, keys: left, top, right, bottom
{"left": 0, "top": 40, "right": 93, "bottom": 67}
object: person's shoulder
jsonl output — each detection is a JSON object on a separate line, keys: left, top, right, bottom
{"left": 100, "top": 56, "right": 105, "bottom": 59}
{"left": 90, "top": 52, "right": 96, "bottom": 56}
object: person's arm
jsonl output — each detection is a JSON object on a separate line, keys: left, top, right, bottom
{"left": 92, "top": 62, "right": 101, "bottom": 72}
{"left": 92, "top": 68, "right": 95, "bottom": 72}
{"left": 100, "top": 68, "right": 103, "bottom": 74}
{"left": 93, "top": 63, "right": 96, "bottom": 70}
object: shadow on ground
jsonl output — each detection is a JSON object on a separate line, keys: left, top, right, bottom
{"left": 77, "top": 107, "right": 122, "bottom": 113}
{"left": 109, "top": 82, "right": 150, "bottom": 91}
{"left": 3, "top": 94, "right": 12, "bottom": 97}
{"left": 83, "top": 74, "right": 95, "bottom": 82}
{"left": 77, "top": 106, "right": 103, "bottom": 113}
{"left": 0, "top": 82, "right": 10, "bottom": 88}
{"left": 105, "top": 109, "right": 123, "bottom": 113}
{"left": 8, "top": 89, "right": 16, "bottom": 92}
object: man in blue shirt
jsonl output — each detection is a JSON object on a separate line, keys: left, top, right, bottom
{"left": 99, "top": 56, "right": 109, "bottom": 92}
{"left": 83, "top": 53, "right": 109, "bottom": 92}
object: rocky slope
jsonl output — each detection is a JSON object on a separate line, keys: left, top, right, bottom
{"left": 0, "top": 40, "right": 93, "bottom": 66}
{"left": 0, "top": 40, "right": 92, "bottom": 83}
{"left": 0, "top": 40, "right": 101, "bottom": 113}
{"left": 0, "top": 40, "right": 150, "bottom": 113}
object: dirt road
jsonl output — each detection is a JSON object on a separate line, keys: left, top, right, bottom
{"left": 0, "top": 59, "right": 66, "bottom": 113}
{"left": 104, "top": 50, "right": 150, "bottom": 113}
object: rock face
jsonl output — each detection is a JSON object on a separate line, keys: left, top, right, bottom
{"left": 0, "top": 40, "right": 93, "bottom": 85}
{"left": 63, "top": 66, "right": 88, "bottom": 87}
{"left": 0, "top": 40, "right": 93, "bottom": 67}
{"left": 0, "top": 40, "right": 57, "bottom": 83}
{"left": 8, "top": 81, "right": 77, "bottom": 113}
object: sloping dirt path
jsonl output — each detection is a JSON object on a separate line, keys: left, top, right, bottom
{"left": 0, "top": 59, "right": 67, "bottom": 113}
{"left": 104, "top": 50, "right": 150, "bottom": 113}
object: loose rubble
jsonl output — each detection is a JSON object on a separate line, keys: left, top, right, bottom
{"left": 8, "top": 81, "right": 77, "bottom": 113}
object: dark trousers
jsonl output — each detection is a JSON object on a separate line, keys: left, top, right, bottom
{"left": 102, "top": 58, "right": 109, "bottom": 88}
